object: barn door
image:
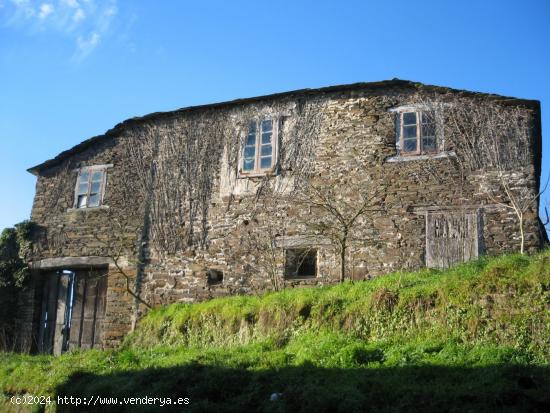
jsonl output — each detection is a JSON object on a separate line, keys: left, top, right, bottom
{"left": 425, "top": 210, "right": 481, "bottom": 268}
{"left": 38, "top": 268, "right": 107, "bottom": 354}
{"left": 68, "top": 269, "right": 107, "bottom": 350}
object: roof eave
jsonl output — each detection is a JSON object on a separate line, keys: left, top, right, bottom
{"left": 26, "top": 79, "right": 540, "bottom": 175}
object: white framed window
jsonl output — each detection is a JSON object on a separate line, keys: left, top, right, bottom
{"left": 394, "top": 109, "right": 437, "bottom": 156}
{"left": 239, "top": 118, "right": 278, "bottom": 175}
{"left": 73, "top": 165, "right": 109, "bottom": 208}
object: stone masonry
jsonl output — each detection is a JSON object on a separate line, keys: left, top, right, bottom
{"left": 21, "top": 79, "right": 545, "bottom": 351}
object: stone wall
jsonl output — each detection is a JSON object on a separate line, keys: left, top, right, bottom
{"left": 27, "top": 82, "right": 545, "bottom": 349}
{"left": 29, "top": 136, "right": 144, "bottom": 348}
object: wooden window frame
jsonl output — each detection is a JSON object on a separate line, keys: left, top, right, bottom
{"left": 396, "top": 110, "right": 438, "bottom": 157}
{"left": 238, "top": 117, "right": 279, "bottom": 177}
{"left": 73, "top": 165, "right": 111, "bottom": 209}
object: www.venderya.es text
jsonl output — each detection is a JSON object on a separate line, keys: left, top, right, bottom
{"left": 11, "top": 394, "right": 190, "bottom": 407}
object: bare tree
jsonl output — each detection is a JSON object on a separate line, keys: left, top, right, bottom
{"left": 291, "top": 180, "right": 384, "bottom": 282}
{"left": 238, "top": 216, "right": 285, "bottom": 291}
{"left": 486, "top": 172, "right": 548, "bottom": 254}
{"left": 226, "top": 97, "right": 380, "bottom": 284}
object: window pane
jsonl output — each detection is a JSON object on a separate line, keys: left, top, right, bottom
{"left": 403, "top": 125, "right": 417, "bottom": 139}
{"left": 77, "top": 195, "right": 87, "bottom": 208}
{"left": 90, "top": 181, "right": 101, "bottom": 194}
{"left": 261, "top": 132, "right": 272, "bottom": 145}
{"left": 77, "top": 183, "right": 88, "bottom": 195}
{"left": 260, "top": 145, "right": 272, "bottom": 156}
{"left": 244, "top": 146, "right": 256, "bottom": 158}
{"left": 91, "top": 171, "right": 103, "bottom": 182}
{"left": 403, "top": 112, "right": 416, "bottom": 125}
{"left": 261, "top": 119, "right": 273, "bottom": 132}
{"left": 88, "top": 193, "right": 100, "bottom": 207}
{"left": 260, "top": 156, "right": 272, "bottom": 169}
{"left": 246, "top": 121, "right": 257, "bottom": 145}
{"left": 246, "top": 133, "right": 256, "bottom": 146}
{"left": 403, "top": 138, "right": 417, "bottom": 152}
{"left": 422, "top": 137, "right": 437, "bottom": 152}
{"left": 79, "top": 171, "right": 89, "bottom": 183}
{"left": 243, "top": 158, "right": 255, "bottom": 171}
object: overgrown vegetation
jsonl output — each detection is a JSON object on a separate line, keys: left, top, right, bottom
{"left": 0, "top": 221, "right": 34, "bottom": 288}
{"left": 1, "top": 250, "right": 549, "bottom": 412}
{"left": 0, "top": 221, "right": 35, "bottom": 351}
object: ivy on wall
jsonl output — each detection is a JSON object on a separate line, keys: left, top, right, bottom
{"left": 0, "top": 220, "right": 36, "bottom": 350}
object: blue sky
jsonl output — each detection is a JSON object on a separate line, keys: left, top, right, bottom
{"left": 0, "top": 0, "right": 549, "bottom": 230}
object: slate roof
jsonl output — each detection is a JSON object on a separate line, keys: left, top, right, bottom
{"left": 27, "top": 78, "right": 540, "bottom": 175}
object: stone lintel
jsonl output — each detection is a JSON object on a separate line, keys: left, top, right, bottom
{"left": 275, "top": 235, "right": 332, "bottom": 248}
{"left": 29, "top": 256, "right": 112, "bottom": 270}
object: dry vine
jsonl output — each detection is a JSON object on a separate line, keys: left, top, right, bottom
{"left": 433, "top": 96, "right": 546, "bottom": 254}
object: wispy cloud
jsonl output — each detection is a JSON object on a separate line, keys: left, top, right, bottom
{"left": 72, "top": 7, "right": 83, "bottom": 22}
{"left": 76, "top": 30, "right": 98, "bottom": 58}
{"left": 2, "top": 0, "right": 118, "bottom": 60}
{"left": 38, "top": 3, "right": 54, "bottom": 19}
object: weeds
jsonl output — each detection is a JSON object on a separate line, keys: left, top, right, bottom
{"left": 0, "top": 250, "right": 549, "bottom": 412}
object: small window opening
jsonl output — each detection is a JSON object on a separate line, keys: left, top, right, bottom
{"left": 284, "top": 248, "right": 317, "bottom": 278}
{"left": 207, "top": 269, "right": 224, "bottom": 285}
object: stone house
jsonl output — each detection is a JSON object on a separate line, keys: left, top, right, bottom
{"left": 17, "top": 79, "right": 544, "bottom": 354}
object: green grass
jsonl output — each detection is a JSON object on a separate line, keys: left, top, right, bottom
{"left": 1, "top": 250, "right": 549, "bottom": 412}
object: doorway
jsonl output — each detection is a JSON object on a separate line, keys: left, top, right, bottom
{"left": 37, "top": 267, "right": 107, "bottom": 355}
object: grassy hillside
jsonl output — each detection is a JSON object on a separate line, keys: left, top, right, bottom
{"left": 1, "top": 250, "right": 549, "bottom": 412}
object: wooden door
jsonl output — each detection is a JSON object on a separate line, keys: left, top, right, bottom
{"left": 68, "top": 269, "right": 108, "bottom": 350}
{"left": 38, "top": 271, "right": 74, "bottom": 355}
{"left": 425, "top": 211, "right": 481, "bottom": 268}
{"left": 38, "top": 272, "right": 59, "bottom": 354}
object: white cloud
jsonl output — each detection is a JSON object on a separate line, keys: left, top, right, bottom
{"left": 76, "top": 30, "right": 99, "bottom": 57}
{"left": 38, "top": 3, "right": 53, "bottom": 18}
{"left": 3, "top": 0, "right": 118, "bottom": 60}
